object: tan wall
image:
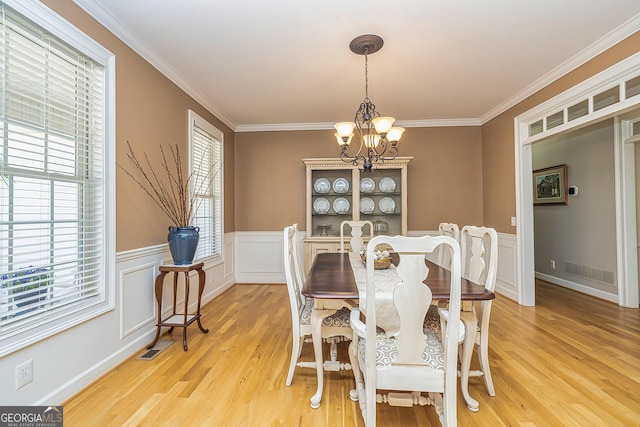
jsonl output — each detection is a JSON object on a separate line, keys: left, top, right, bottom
{"left": 482, "top": 31, "right": 640, "bottom": 233}
{"left": 42, "top": 0, "right": 236, "bottom": 252}
{"left": 235, "top": 126, "right": 483, "bottom": 232}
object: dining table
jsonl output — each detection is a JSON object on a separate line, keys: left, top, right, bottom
{"left": 301, "top": 252, "right": 495, "bottom": 410}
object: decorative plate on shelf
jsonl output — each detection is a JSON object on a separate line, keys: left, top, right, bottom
{"left": 333, "top": 197, "right": 350, "bottom": 214}
{"left": 379, "top": 177, "right": 397, "bottom": 192}
{"left": 360, "top": 177, "right": 375, "bottom": 193}
{"left": 360, "top": 197, "right": 375, "bottom": 214}
{"left": 313, "top": 178, "right": 331, "bottom": 193}
{"left": 313, "top": 197, "right": 330, "bottom": 214}
{"left": 379, "top": 197, "right": 396, "bottom": 214}
{"left": 332, "top": 177, "right": 350, "bottom": 193}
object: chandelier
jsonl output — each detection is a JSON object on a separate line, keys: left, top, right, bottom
{"left": 334, "top": 34, "right": 404, "bottom": 172}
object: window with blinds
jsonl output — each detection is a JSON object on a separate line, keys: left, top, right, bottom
{"left": 189, "top": 110, "right": 223, "bottom": 261}
{"left": 0, "top": 1, "right": 114, "bottom": 355}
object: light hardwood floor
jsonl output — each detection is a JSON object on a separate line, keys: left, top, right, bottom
{"left": 63, "top": 280, "right": 640, "bottom": 426}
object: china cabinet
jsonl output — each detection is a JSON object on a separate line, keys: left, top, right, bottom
{"left": 302, "top": 157, "right": 411, "bottom": 272}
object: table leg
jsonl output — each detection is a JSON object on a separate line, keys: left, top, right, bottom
{"left": 309, "top": 308, "right": 335, "bottom": 409}
{"left": 460, "top": 311, "right": 480, "bottom": 412}
{"left": 147, "top": 271, "right": 169, "bottom": 349}
{"left": 181, "top": 272, "right": 190, "bottom": 350}
{"left": 195, "top": 267, "right": 209, "bottom": 334}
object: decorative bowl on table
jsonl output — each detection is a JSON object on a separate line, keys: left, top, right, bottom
{"left": 360, "top": 251, "right": 392, "bottom": 270}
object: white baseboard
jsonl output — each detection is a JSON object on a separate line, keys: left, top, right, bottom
{"left": 535, "top": 272, "right": 617, "bottom": 303}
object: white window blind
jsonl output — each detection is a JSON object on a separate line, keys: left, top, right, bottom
{"left": 0, "top": 3, "right": 108, "bottom": 351}
{"left": 190, "top": 111, "right": 223, "bottom": 261}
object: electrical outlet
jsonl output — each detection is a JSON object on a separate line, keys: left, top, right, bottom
{"left": 550, "top": 260, "right": 556, "bottom": 270}
{"left": 15, "top": 359, "right": 33, "bottom": 390}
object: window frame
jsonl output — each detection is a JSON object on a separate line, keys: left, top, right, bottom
{"left": 188, "top": 110, "right": 224, "bottom": 265}
{"left": 0, "top": 0, "right": 116, "bottom": 356}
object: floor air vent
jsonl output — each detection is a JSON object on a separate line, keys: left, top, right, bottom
{"left": 137, "top": 339, "right": 174, "bottom": 360}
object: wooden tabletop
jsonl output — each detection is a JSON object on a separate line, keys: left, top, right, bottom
{"left": 303, "top": 252, "right": 495, "bottom": 301}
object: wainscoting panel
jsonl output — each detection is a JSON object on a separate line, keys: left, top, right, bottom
{"left": 496, "top": 232, "right": 517, "bottom": 302}
{"left": 223, "top": 235, "right": 235, "bottom": 279}
{"left": 119, "top": 262, "right": 158, "bottom": 339}
{"left": 235, "top": 231, "right": 284, "bottom": 283}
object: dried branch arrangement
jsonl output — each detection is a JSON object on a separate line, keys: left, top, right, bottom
{"left": 118, "top": 141, "right": 218, "bottom": 228}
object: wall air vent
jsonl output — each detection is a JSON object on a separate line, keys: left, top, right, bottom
{"left": 565, "top": 261, "right": 616, "bottom": 286}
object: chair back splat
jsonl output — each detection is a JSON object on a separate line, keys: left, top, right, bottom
{"left": 437, "top": 222, "right": 460, "bottom": 267}
{"left": 340, "top": 220, "right": 374, "bottom": 253}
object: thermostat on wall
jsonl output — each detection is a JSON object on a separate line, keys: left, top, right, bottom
{"left": 568, "top": 186, "right": 578, "bottom": 196}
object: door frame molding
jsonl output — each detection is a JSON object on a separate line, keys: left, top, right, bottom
{"left": 514, "top": 52, "right": 640, "bottom": 307}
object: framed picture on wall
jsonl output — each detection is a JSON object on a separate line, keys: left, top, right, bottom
{"left": 533, "top": 164, "right": 568, "bottom": 205}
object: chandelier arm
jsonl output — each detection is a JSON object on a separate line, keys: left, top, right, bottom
{"left": 380, "top": 143, "right": 399, "bottom": 161}
{"left": 340, "top": 144, "right": 364, "bottom": 166}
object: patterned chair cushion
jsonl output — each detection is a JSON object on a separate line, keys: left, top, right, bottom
{"left": 300, "top": 297, "right": 351, "bottom": 327}
{"left": 358, "top": 307, "right": 445, "bottom": 369}
{"left": 423, "top": 304, "right": 443, "bottom": 341}
{"left": 424, "top": 303, "right": 465, "bottom": 343}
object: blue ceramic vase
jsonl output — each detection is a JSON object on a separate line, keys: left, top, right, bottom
{"left": 167, "top": 226, "right": 200, "bottom": 265}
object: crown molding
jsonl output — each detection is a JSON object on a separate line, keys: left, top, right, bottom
{"left": 235, "top": 118, "right": 481, "bottom": 132}
{"left": 480, "top": 13, "right": 640, "bottom": 124}
{"left": 395, "top": 119, "right": 482, "bottom": 128}
{"left": 235, "top": 122, "right": 335, "bottom": 133}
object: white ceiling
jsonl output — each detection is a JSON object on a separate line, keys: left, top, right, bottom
{"left": 73, "top": 0, "right": 640, "bottom": 131}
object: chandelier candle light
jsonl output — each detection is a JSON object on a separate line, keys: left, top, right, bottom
{"left": 334, "top": 34, "right": 404, "bottom": 172}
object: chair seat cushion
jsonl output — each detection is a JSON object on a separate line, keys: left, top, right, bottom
{"left": 300, "top": 297, "right": 351, "bottom": 327}
{"left": 423, "top": 304, "right": 443, "bottom": 341}
{"left": 424, "top": 303, "right": 466, "bottom": 343}
{"left": 358, "top": 313, "right": 445, "bottom": 370}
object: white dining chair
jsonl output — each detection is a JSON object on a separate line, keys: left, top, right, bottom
{"left": 460, "top": 225, "right": 498, "bottom": 397}
{"left": 436, "top": 225, "right": 498, "bottom": 410}
{"left": 283, "top": 224, "right": 353, "bottom": 387}
{"left": 340, "top": 220, "right": 373, "bottom": 253}
{"left": 437, "top": 222, "right": 460, "bottom": 267}
{"left": 350, "top": 234, "right": 462, "bottom": 426}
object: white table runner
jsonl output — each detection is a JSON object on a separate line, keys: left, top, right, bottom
{"left": 348, "top": 252, "right": 402, "bottom": 337}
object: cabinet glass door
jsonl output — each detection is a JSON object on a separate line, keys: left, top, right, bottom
{"left": 310, "top": 169, "right": 354, "bottom": 237}
{"left": 358, "top": 168, "right": 402, "bottom": 236}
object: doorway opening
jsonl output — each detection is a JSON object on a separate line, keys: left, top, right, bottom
{"left": 515, "top": 53, "right": 640, "bottom": 307}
